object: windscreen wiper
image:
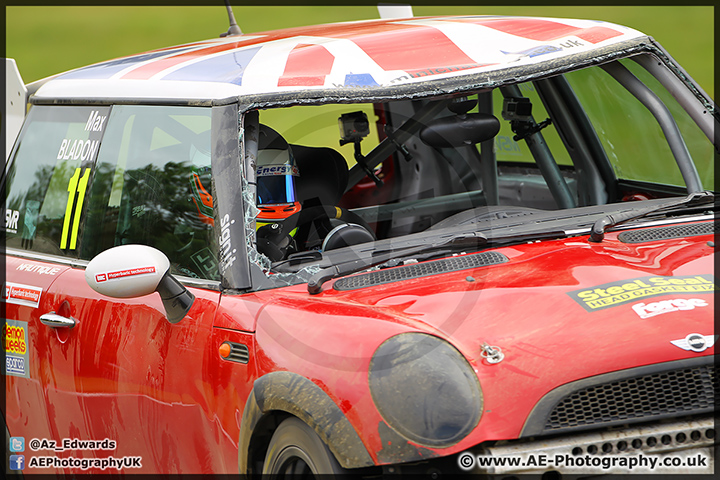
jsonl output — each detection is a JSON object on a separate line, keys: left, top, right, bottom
{"left": 375, "top": 248, "right": 454, "bottom": 269}
{"left": 589, "top": 191, "right": 714, "bottom": 243}
{"left": 307, "top": 232, "right": 487, "bottom": 294}
{"left": 306, "top": 223, "right": 584, "bottom": 294}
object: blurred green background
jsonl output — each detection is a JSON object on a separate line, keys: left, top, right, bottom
{"left": 6, "top": 5, "right": 714, "bottom": 98}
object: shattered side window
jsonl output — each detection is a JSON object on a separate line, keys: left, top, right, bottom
{"left": 238, "top": 110, "right": 322, "bottom": 289}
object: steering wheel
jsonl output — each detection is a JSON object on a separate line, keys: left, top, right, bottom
{"left": 287, "top": 205, "right": 376, "bottom": 249}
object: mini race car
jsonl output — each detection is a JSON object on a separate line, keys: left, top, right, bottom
{"left": 3, "top": 6, "right": 716, "bottom": 478}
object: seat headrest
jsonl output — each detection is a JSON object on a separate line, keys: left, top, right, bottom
{"left": 291, "top": 144, "right": 349, "bottom": 206}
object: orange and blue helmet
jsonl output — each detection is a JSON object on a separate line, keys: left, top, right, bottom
{"left": 255, "top": 125, "right": 301, "bottom": 229}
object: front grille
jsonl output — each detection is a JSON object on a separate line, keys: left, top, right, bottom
{"left": 485, "top": 416, "right": 715, "bottom": 475}
{"left": 333, "top": 251, "right": 508, "bottom": 291}
{"left": 618, "top": 221, "right": 716, "bottom": 243}
{"left": 545, "top": 364, "right": 715, "bottom": 432}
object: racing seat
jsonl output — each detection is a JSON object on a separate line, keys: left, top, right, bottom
{"left": 288, "top": 144, "right": 375, "bottom": 250}
{"left": 291, "top": 144, "right": 349, "bottom": 206}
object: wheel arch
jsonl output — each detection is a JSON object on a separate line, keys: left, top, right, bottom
{"left": 238, "top": 371, "right": 375, "bottom": 475}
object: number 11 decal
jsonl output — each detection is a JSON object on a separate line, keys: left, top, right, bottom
{"left": 60, "top": 167, "right": 91, "bottom": 250}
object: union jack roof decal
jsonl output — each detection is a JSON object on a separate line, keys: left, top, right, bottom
{"left": 34, "top": 16, "right": 646, "bottom": 102}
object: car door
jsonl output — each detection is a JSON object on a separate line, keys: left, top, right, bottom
{"left": 41, "top": 264, "right": 223, "bottom": 473}
{"left": 4, "top": 104, "right": 228, "bottom": 473}
{"left": 4, "top": 254, "right": 71, "bottom": 474}
{"left": 3, "top": 105, "right": 111, "bottom": 474}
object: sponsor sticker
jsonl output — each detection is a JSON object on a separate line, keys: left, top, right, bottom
{"left": 5, "top": 209, "right": 20, "bottom": 233}
{"left": 502, "top": 44, "right": 563, "bottom": 58}
{"left": 95, "top": 266, "right": 156, "bottom": 283}
{"left": 4, "top": 319, "right": 30, "bottom": 378}
{"left": 16, "top": 263, "right": 61, "bottom": 275}
{"left": 568, "top": 275, "right": 715, "bottom": 312}
{"left": 218, "top": 214, "right": 237, "bottom": 274}
{"left": 632, "top": 298, "right": 708, "bottom": 319}
{"left": 256, "top": 164, "right": 299, "bottom": 177}
{"left": 2, "top": 282, "right": 43, "bottom": 308}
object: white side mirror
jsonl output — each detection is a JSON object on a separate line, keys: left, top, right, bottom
{"left": 85, "top": 245, "right": 194, "bottom": 323}
{"left": 85, "top": 244, "right": 169, "bottom": 298}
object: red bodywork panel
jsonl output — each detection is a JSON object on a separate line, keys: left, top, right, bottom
{"left": 5, "top": 225, "right": 714, "bottom": 473}
{"left": 245, "top": 227, "right": 715, "bottom": 462}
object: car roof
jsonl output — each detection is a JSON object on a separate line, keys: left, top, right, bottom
{"left": 33, "top": 15, "right": 648, "bottom": 106}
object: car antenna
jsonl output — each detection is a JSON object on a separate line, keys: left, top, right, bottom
{"left": 220, "top": 0, "right": 242, "bottom": 37}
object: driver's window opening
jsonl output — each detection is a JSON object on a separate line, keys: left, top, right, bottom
{"left": 252, "top": 91, "right": 549, "bottom": 263}
{"left": 248, "top": 62, "right": 710, "bottom": 265}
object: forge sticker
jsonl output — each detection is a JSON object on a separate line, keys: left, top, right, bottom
{"left": 568, "top": 275, "right": 715, "bottom": 312}
{"left": 632, "top": 298, "right": 709, "bottom": 319}
{"left": 4, "top": 319, "right": 30, "bottom": 378}
{"left": 2, "top": 282, "right": 43, "bottom": 308}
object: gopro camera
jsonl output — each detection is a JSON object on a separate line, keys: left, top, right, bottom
{"left": 502, "top": 97, "right": 533, "bottom": 121}
{"left": 339, "top": 111, "right": 370, "bottom": 144}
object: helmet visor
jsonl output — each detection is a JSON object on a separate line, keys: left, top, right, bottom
{"left": 256, "top": 146, "right": 299, "bottom": 205}
{"left": 257, "top": 174, "right": 297, "bottom": 205}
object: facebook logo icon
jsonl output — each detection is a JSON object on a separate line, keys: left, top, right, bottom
{"left": 10, "top": 455, "right": 25, "bottom": 470}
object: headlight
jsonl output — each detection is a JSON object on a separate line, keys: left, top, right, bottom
{"left": 368, "top": 333, "right": 482, "bottom": 447}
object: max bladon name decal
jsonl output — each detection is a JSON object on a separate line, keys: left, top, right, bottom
{"left": 568, "top": 275, "right": 715, "bottom": 312}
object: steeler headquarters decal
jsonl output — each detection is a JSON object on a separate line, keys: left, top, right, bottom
{"left": 568, "top": 275, "right": 715, "bottom": 311}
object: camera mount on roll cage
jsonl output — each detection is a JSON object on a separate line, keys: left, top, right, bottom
{"left": 339, "top": 111, "right": 384, "bottom": 187}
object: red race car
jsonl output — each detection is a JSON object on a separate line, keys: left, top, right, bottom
{"left": 3, "top": 6, "right": 716, "bottom": 478}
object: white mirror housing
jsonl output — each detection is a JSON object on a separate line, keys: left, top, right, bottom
{"left": 85, "top": 244, "right": 170, "bottom": 298}
{"left": 85, "top": 245, "right": 194, "bottom": 324}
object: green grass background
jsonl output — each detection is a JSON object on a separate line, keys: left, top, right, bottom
{"left": 6, "top": 5, "right": 714, "bottom": 98}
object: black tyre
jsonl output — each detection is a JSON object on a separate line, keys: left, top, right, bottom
{"left": 262, "top": 417, "right": 346, "bottom": 478}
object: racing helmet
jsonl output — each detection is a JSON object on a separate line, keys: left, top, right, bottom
{"left": 255, "top": 125, "right": 301, "bottom": 227}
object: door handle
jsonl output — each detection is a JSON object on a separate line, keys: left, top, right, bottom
{"left": 39, "top": 312, "right": 78, "bottom": 329}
